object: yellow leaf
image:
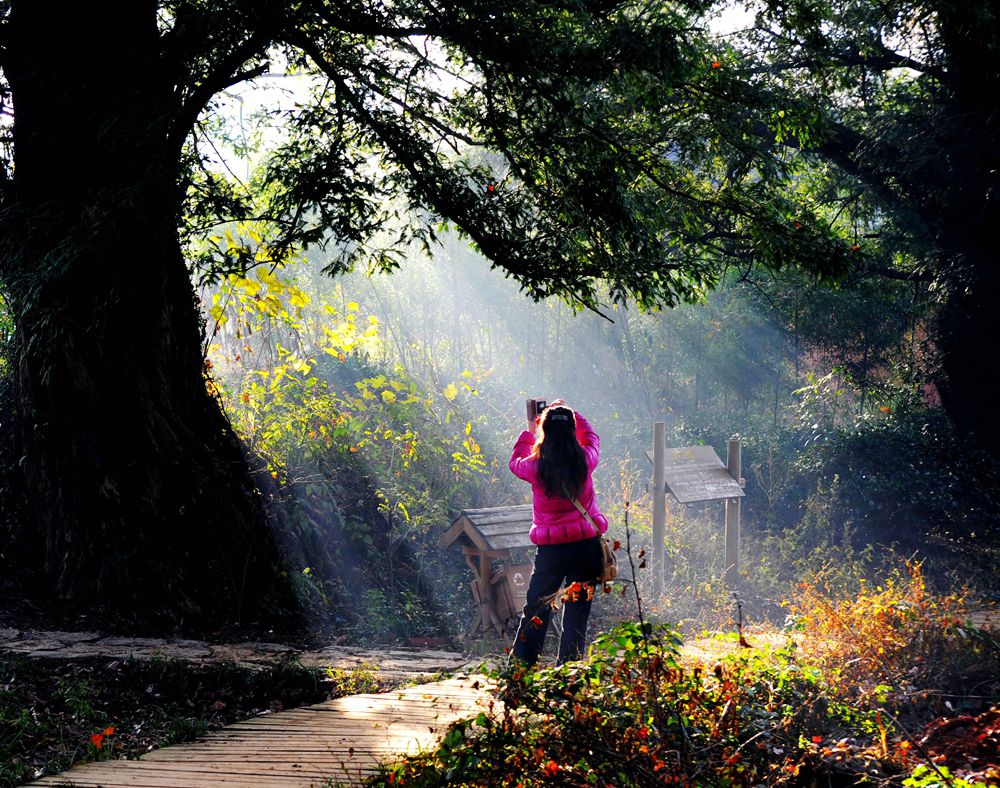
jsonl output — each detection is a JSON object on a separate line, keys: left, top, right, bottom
{"left": 443, "top": 383, "right": 458, "bottom": 401}
{"left": 381, "top": 390, "right": 397, "bottom": 404}
{"left": 289, "top": 289, "right": 311, "bottom": 308}
{"left": 232, "top": 276, "right": 262, "bottom": 297}
{"left": 347, "top": 301, "right": 360, "bottom": 311}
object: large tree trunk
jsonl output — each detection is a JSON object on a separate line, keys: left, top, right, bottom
{"left": 936, "top": 233, "right": 1000, "bottom": 452}
{"left": 930, "top": 4, "right": 1000, "bottom": 453}
{"left": 0, "top": 3, "right": 293, "bottom": 629}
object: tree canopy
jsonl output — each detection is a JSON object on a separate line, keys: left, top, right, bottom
{"left": 180, "top": 0, "right": 1000, "bottom": 446}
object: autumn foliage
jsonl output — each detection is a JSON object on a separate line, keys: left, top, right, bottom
{"left": 370, "top": 563, "right": 998, "bottom": 787}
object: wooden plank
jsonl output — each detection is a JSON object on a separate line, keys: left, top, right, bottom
{"left": 463, "top": 507, "right": 532, "bottom": 525}
{"left": 484, "top": 533, "right": 535, "bottom": 550}
{"left": 969, "top": 609, "right": 999, "bottom": 629}
{"left": 468, "top": 514, "right": 532, "bottom": 528}
{"left": 33, "top": 768, "right": 341, "bottom": 787}
{"left": 460, "top": 505, "right": 532, "bottom": 516}
{"left": 438, "top": 514, "right": 473, "bottom": 548}
{"left": 477, "top": 525, "right": 532, "bottom": 540}
{"left": 471, "top": 526, "right": 532, "bottom": 551}
{"left": 143, "top": 745, "right": 440, "bottom": 756}
{"left": 477, "top": 522, "right": 532, "bottom": 537}
{"left": 644, "top": 445, "right": 745, "bottom": 503}
{"left": 206, "top": 718, "right": 458, "bottom": 733}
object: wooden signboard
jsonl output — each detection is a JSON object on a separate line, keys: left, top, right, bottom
{"left": 645, "top": 445, "right": 745, "bottom": 503}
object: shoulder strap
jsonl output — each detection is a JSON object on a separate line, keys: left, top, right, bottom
{"left": 571, "top": 497, "right": 601, "bottom": 537}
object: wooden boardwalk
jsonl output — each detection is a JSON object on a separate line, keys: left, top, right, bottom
{"left": 31, "top": 676, "right": 494, "bottom": 787}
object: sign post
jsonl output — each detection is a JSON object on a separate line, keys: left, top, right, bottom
{"left": 725, "top": 436, "right": 742, "bottom": 586}
{"left": 651, "top": 422, "right": 666, "bottom": 599}
{"left": 646, "top": 434, "right": 746, "bottom": 594}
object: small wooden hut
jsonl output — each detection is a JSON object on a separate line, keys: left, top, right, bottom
{"left": 440, "top": 505, "right": 534, "bottom": 637}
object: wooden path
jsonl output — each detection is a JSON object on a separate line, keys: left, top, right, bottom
{"left": 31, "top": 676, "right": 494, "bottom": 787}
{"left": 0, "top": 628, "right": 471, "bottom": 680}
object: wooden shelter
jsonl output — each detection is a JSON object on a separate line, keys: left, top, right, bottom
{"left": 440, "top": 505, "right": 534, "bottom": 637}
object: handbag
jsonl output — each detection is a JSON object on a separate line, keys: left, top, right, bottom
{"left": 571, "top": 498, "right": 618, "bottom": 583}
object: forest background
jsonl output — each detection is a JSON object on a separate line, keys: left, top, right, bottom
{"left": 0, "top": 0, "right": 997, "bottom": 643}
{"left": 171, "top": 210, "right": 1000, "bottom": 642}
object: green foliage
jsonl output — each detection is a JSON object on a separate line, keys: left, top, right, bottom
{"left": 323, "top": 660, "right": 382, "bottom": 697}
{"left": 179, "top": 0, "right": 736, "bottom": 314}
{"left": 55, "top": 677, "right": 97, "bottom": 722}
{"left": 203, "top": 255, "right": 500, "bottom": 636}
{"left": 793, "top": 414, "right": 1000, "bottom": 551}
{"left": 354, "top": 589, "right": 435, "bottom": 642}
{"left": 903, "top": 764, "right": 978, "bottom": 788}
{"left": 158, "top": 717, "right": 210, "bottom": 747}
{"left": 0, "top": 289, "right": 10, "bottom": 379}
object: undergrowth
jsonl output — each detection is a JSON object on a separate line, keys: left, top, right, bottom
{"left": 0, "top": 654, "right": 389, "bottom": 787}
{"left": 366, "top": 562, "right": 998, "bottom": 787}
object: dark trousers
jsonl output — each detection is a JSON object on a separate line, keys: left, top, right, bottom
{"left": 511, "top": 537, "right": 603, "bottom": 667}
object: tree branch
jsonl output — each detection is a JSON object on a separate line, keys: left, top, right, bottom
{"left": 314, "top": 6, "right": 432, "bottom": 39}
{"left": 864, "top": 265, "right": 933, "bottom": 284}
{"left": 338, "top": 63, "right": 484, "bottom": 148}
{"left": 167, "top": 32, "right": 272, "bottom": 154}
{"left": 749, "top": 45, "right": 939, "bottom": 79}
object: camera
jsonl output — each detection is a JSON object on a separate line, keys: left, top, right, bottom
{"left": 525, "top": 398, "right": 547, "bottom": 421}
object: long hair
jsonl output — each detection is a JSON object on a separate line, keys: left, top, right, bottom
{"left": 531, "top": 406, "right": 587, "bottom": 499}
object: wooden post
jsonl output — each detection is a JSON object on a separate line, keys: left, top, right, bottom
{"left": 724, "top": 436, "right": 742, "bottom": 586}
{"left": 479, "top": 554, "right": 494, "bottom": 635}
{"left": 652, "top": 421, "right": 666, "bottom": 599}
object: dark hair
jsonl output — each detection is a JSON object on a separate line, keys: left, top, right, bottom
{"left": 531, "top": 406, "right": 586, "bottom": 499}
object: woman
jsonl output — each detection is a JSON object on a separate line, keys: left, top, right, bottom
{"left": 509, "top": 398, "right": 608, "bottom": 667}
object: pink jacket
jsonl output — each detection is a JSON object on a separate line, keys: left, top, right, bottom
{"left": 509, "top": 412, "right": 609, "bottom": 545}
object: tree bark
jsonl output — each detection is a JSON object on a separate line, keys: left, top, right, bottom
{"left": 0, "top": 2, "right": 292, "bottom": 629}
{"left": 935, "top": 233, "right": 1000, "bottom": 451}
